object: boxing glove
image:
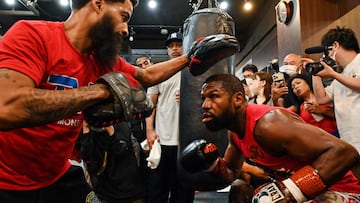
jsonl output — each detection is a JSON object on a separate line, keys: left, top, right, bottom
{"left": 252, "top": 165, "right": 327, "bottom": 203}
{"left": 180, "top": 139, "right": 221, "bottom": 173}
{"left": 187, "top": 34, "right": 239, "bottom": 76}
{"left": 84, "top": 72, "right": 154, "bottom": 127}
{"left": 252, "top": 181, "right": 295, "bottom": 203}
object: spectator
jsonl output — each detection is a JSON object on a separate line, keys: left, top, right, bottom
{"left": 130, "top": 55, "right": 154, "bottom": 143}
{"left": 136, "top": 55, "right": 153, "bottom": 69}
{"left": 242, "top": 64, "right": 258, "bottom": 79}
{"left": 80, "top": 122, "right": 147, "bottom": 203}
{"left": 312, "top": 26, "right": 360, "bottom": 179}
{"left": 288, "top": 74, "right": 338, "bottom": 137}
{"left": 146, "top": 32, "right": 194, "bottom": 203}
{"left": 248, "top": 72, "right": 273, "bottom": 106}
{"left": 312, "top": 26, "right": 360, "bottom": 152}
{"left": 241, "top": 64, "right": 258, "bottom": 100}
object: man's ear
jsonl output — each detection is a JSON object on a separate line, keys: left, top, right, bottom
{"left": 233, "top": 92, "right": 246, "bottom": 107}
{"left": 92, "top": 0, "right": 103, "bottom": 13}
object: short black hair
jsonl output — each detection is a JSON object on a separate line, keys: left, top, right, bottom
{"left": 287, "top": 74, "right": 313, "bottom": 113}
{"left": 321, "top": 26, "right": 360, "bottom": 53}
{"left": 242, "top": 64, "right": 258, "bottom": 73}
{"left": 72, "top": 0, "right": 139, "bottom": 10}
{"left": 136, "top": 54, "right": 151, "bottom": 61}
{"left": 204, "top": 74, "right": 245, "bottom": 97}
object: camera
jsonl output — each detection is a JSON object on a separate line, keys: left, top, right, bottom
{"left": 305, "top": 55, "right": 337, "bottom": 75}
{"left": 265, "top": 57, "right": 280, "bottom": 73}
{"left": 304, "top": 45, "right": 339, "bottom": 75}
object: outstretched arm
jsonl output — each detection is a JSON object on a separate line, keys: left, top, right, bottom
{"left": 0, "top": 69, "right": 110, "bottom": 130}
{"left": 317, "top": 61, "right": 360, "bottom": 93}
{"left": 135, "top": 55, "right": 188, "bottom": 87}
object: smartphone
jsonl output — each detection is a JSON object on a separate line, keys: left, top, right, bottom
{"left": 272, "top": 72, "right": 286, "bottom": 87}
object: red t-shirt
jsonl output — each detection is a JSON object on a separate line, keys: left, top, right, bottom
{"left": 232, "top": 104, "right": 360, "bottom": 193}
{"left": 0, "top": 20, "right": 136, "bottom": 190}
{"left": 299, "top": 103, "right": 338, "bottom": 135}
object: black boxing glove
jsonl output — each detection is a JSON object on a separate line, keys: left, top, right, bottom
{"left": 84, "top": 72, "right": 154, "bottom": 127}
{"left": 187, "top": 34, "right": 240, "bottom": 76}
{"left": 180, "top": 139, "right": 222, "bottom": 173}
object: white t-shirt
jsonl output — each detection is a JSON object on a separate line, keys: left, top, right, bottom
{"left": 147, "top": 72, "right": 181, "bottom": 146}
{"left": 326, "top": 53, "right": 360, "bottom": 152}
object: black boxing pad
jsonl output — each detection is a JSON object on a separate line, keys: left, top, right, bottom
{"left": 178, "top": 8, "right": 237, "bottom": 190}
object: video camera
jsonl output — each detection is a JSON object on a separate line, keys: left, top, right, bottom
{"left": 304, "top": 46, "right": 337, "bottom": 75}
{"left": 266, "top": 57, "right": 280, "bottom": 73}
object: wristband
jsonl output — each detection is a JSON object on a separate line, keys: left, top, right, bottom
{"left": 289, "top": 165, "right": 326, "bottom": 199}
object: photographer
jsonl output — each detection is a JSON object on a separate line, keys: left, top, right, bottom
{"left": 312, "top": 27, "right": 360, "bottom": 153}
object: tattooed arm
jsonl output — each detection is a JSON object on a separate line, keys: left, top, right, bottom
{"left": 0, "top": 69, "right": 111, "bottom": 130}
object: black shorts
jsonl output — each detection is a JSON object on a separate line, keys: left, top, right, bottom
{"left": 0, "top": 165, "right": 96, "bottom": 203}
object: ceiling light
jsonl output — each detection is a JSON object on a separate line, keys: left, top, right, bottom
{"left": 59, "top": 0, "right": 69, "bottom": 7}
{"left": 244, "top": 0, "right": 252, "bottom": 11}
{"left": 5, "top": 0, "right": 15, "bottom": 5}
{"left": 148, "top": 0, "right": 157, "bottom": 9}
{"left": 220, "top": 1, "right": 228, "bottom": 10}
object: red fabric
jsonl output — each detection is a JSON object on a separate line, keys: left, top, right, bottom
{"left": 0, "top": 20, "right": 135, "bottom": 190}
{"left": 232, "top": 104, "right": 360, "bottom": 194}
{"left": 299, "top": 103, "right": 337, "bottom": 134}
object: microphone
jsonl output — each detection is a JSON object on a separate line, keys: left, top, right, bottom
{"left": 305, "top": 46, "right": 333, "bottom": 54}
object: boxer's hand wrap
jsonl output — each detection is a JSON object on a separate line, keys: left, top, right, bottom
{"left": 283, "top": 165, "right": 326, "bottom": 200}
{"left": 84, "top": 72, "right": 154, "bottom": 127}
{"left": 187, "top": 34, "right": 240, "bottom": 76}
{"left": 180, "top": 139, "right": 221, "bottom": 173}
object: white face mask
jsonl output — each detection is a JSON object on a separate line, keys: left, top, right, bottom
{"left": 279, "top": 65, "right": 298, "bottom": 76}
{"left": 330, "top": 50, "right": 337, "bottom": 61}
{"left": 245, "top": 78, "right": 255, "bottom": 96}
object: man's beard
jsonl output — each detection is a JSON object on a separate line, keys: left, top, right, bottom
{"left": 89, "top": 14, "right": 123, "bottom": 68}
{"left": 205, "top": 109, "right": 232, "bottom": 132}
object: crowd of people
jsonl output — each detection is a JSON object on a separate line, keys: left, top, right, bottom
{"left": 0, "top": 0, "right": 359, "bottom": 202}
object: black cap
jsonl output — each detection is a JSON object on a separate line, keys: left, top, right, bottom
{"left": 165, "top": 32, "right": 183, "bottom": 46}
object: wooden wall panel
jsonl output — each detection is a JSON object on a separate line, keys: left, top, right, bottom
{"left": 301, "top": 5, "right": 360, "bottom": 60}
{"left": 300, "top": 0, "right": 338, "bottom": 42}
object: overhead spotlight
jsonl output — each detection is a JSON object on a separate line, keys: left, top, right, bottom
{"left": 5, "top": 0, "right": 15, "bottom": 5}
{"left": 59, "top": 0, "right": 69, "bottom": 6}
{"left": 244, "top": 0, "right": 252, "bottom": 11}
{"left": 219, "top": 1, "right": 228, "bottom": 10}
{"left": 148, "top": 0, "right": 157, "bottom": 9}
